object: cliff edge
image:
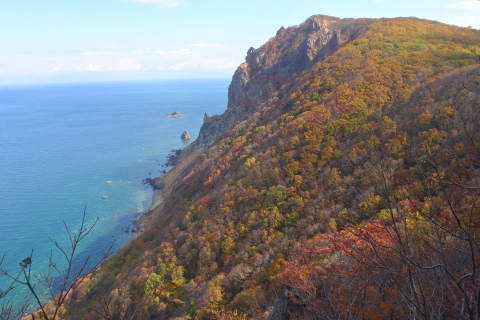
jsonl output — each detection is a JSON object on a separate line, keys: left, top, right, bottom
{"left": 192, "top": 15, "right": 379, "bottom": 149}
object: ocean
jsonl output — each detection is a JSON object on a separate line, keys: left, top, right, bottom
{"left": 0, "top": 79, "right": 229, "bottom": 308}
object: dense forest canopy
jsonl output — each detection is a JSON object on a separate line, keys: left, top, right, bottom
{"left": 4, "top": 16, "right": 480, "bottom": 320}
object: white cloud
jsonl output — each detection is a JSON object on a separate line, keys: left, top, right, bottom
{"left": 154, "top": 48, "right": 191, "bottom": 55}
{"left": 48, "top": 59, "right": 141, "bottom": 73}
{"left": 444, "top": 1, "right": 480, "bottom": 27}
{"left": 132, "top": 48, "right": 153, "bottom": 54}
{"left": 115, "top": 59, "right": 141, "bottom": 71}
{"left": 190, "top": 43, "right": 226, "bottom": 48}
{"left": 48, "top": 66, "right": 72, "bottom": 73}
{"left": 446, "top": 0, "right": 480, "bottom": 10}
{"left": 82, "top": 47, "right": 191, "bottom": 56}
{"left": 85, "top": 64, "right": 103, "bottom": 72}
{"left": 219, "top": 61, "right": 239, "bottom": 69}
{"left": 166, "top": 56, "right": 239, "bottom": 71}
{"left": 83, "top": 51, "right": 119, "bottom": 56}
{"left": 3, "top": 40, "right": 241, "bottom": 81}
{"left": 126, "top": 0, "right": 183, "bottom": 8}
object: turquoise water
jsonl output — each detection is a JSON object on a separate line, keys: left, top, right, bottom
{"left": 0, "top": 79, "right": 228, "bottom": 307}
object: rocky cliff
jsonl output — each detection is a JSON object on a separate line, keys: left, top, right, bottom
{"left": 193, "top": 15, "right": 379, "bottom": 148}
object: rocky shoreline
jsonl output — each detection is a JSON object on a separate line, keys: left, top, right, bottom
{"left": 127, "top": 147, "right": 184, "bottom": 242}
{"left": 127, "top": 188, "right": 163, "bottom": 242}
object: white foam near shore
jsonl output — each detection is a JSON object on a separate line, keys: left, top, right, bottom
{"left": 128, "top": 189, "right": 163, "bottom": 242}
{"left": 147, "top": 189, "right": 163, "bottom": 212}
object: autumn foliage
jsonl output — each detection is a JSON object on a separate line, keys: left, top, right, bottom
{"left": 61, "top": 17, "right": 480, "bottom": 319}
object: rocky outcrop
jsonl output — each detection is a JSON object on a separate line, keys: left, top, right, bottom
{"left": 267, "top": 289, "right": 299, "bottom": 320}
{"left": 166, "top": 111, "right": 185, "bottom": 118}
{"left": 192, "top": 15, "right": 379, "bottom": 149}
{"left": 181, "top": 131, "right": 191, "bottom": 140}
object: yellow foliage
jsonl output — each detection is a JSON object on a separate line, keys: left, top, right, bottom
{"left": 245, "top": 157, "right": 257, "bottom": 169}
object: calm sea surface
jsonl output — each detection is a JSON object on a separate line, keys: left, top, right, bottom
{"left": 0, "top": 79, "right": 228, "bottom": 306}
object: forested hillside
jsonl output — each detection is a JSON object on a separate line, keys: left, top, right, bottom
{"left": 47, "top": 16, "right": 480, "bottom": 319}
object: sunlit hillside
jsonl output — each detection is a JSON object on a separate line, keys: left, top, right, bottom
{"left": 23, "top": 16, "right": 480, "bottom": 320}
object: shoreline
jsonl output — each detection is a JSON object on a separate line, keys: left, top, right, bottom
{"left": 126, "top": 146, "right": 195, "bottom": 244}
{"left": 128, "top": 188, "right": 163, "bottom": 242}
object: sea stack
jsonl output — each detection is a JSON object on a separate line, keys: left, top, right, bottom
{"left": 166, "top": 111, "right": 185, "bottom": 118}
{"left": 181, "top": 130, "right": 191, "bottom": 140}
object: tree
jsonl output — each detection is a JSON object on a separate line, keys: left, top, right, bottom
{"left": 0, "top": 208, "right": 114, "bottom": 319}
{"left": 277, "top": 70, "right": 480, "bottom": 319}
{"left": 0, "top": 254, "right": 28, "bottom": 320}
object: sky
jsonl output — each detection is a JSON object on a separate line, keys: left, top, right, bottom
{"left": 0, "top": 0, "right": 479, "bottom": 85}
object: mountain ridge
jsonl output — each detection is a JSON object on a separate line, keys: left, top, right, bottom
{"left": 46, "top": 15, "right": 480, "bottom": 319}
{"left": 192, "top": 15, "right": 381, "bottom": 149}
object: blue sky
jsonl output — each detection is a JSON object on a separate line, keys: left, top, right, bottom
{"left": 1, "top": 0, "right": 479, "bottom": 85}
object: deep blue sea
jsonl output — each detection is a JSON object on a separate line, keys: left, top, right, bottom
{"left": 0, "top": 79, "right": 228, "bottom": 308}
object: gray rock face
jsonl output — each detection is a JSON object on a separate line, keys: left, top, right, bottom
{"left": 267, "top": 289, "right": 294, "bottom": 320}
{"left": 193, "top": 15, "right": 379, "bottom": 149}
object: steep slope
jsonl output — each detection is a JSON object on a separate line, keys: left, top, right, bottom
{"left": 67, "top": 16, "right": 480, "bottom": 320}
{"left": 193, "top": 15, "right": 379, "bottom": 148}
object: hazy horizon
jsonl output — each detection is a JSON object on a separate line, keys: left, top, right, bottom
{"left": 1, "top": 0, "right": 479, "bottom": 85}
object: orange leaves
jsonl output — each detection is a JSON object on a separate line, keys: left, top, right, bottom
{"left": 331, "top": 222, "right": 397, "bottom": 266}
{"left": 278, "top": 225, "right": 405, "bottom": 318}
{"left": 199, "top": 194, "right": 213, "bottom": 208}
